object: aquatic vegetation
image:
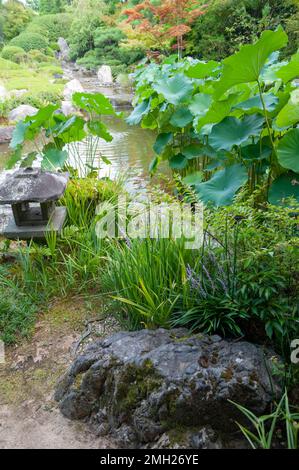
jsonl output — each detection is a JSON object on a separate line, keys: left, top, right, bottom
{"left": 128, "top": 28, "right": 299, "bottom": 206}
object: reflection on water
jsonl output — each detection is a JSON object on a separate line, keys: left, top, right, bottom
{"left": 0, "top": 113, "right": 167, "bottom": 195}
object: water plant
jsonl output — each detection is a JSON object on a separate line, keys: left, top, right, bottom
{"left": 6, "top": 92, "right": 120, "bottom": 177}
{"left": 128, "top": 28, "right": 299, "bottom": 206}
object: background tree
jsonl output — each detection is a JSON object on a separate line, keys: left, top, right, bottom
{"left": 186, "top": 0, "right": 299, "bottom": 60}
{"left": 1, "top": 0, "right": 32, "bottom": 42}
{"left": 122, "top": 0, "right": 206, "bottom": 58}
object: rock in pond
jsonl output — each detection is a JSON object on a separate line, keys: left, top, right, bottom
{"left": 8, "top": 105, "right": 38, "bottom": 123}
{"left": 63, "top": 79, "right": 84, "bottom": 101}
{"left": 97, "top": 65, "right": 113, "bottom": 85}
{"left": 55, "top": 328, "right": 281, "bottom": 448}
{"left": 58, "top": 37, "right": 71, "bottom": 61}
{"left": 0, "top": 126, "right": 14, "bottom": 144}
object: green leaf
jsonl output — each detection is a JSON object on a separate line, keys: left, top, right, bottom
{"left": 153, "top": 74, "right": 193, "bottom": 105}
{"left": 188, "top": 93, "right": 212, "bottom": 117}
{"left": 277, "top": 129, "right": 299, "bottom": 172}
{"left": 214, "top": 28, "right": 288, "bottom": 98}
{"left": 169, "top": 153, "right": 188, "bottom": 170}
{"left": 170, "top": 107, "right": 193, "bottom": 127}
{"left": 72, "top": 92, "right": 116, "bottom": 116}
{"left": 153, "top": 132, "right": 173, "bottom": 155}
{"left": 149, "top": 156, "right": 159, "bottom": 174}
{"left": 182, "top": 171, "right": 203, "bottom": 185}
{"left": 87, "top": 120, "right": 113, "bottom": 141}
{"left": 241, "top": 141, "right": 272, "bottom": 161}
{"left": 185, "top": 60, "right": 219, "bottom": 79}
{"left": 195, "top": 93, "right": 239, "bottom": 131}
{"left": 24, "top": 104, "right": 58, "bottom": 128}
{"left": 5, "top": 146, "right": 22, "bottom": 169}
{"left": 101, "top": 156, "right": 111, "bottom": 165}
{"left": 20, "top": 152, "right": 38, "bottom": 168}
{"left": 181, "top": 144, "right": 203, "bottom": 159}
{"left": 276, "top": 89, "right": 299, "bottom": 128}
{"left": 56, "top": 116, "right": 86, "bottom": 143}
{"left": 41, "top": 145, "right": 68, "bottom": 169}
{"left": 209, "top": 114, "right": 264, "bottom": 151}
{"left": 233, "top": 93, "right": 278, "bottom": 113}
{"left": 276, "top": 51, "right": 299, "bottom": 83}
{"left": 195, "top": 164, "right": 248, "bottom": 206}
{"left": 126, "top": 99, "right": 151, "bottom": 125}
{"left": 269, "top": 172, "right": 299, "bottom": 205}
{"left": 10, "top": 121, "right": 30, "bottom": 149}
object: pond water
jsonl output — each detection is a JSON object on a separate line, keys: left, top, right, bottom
{"left": 0, "top": 67, "right": 166, "bottom": 195}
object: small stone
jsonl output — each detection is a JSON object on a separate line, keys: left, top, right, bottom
{"left": 8, "top": 105, "right": 37, "bottom": 123}
{"left": 63, "top": 79, "right": 84, "bottom": 101}
{"left": 97, "top": 65, "right": 113, "bottom": 85}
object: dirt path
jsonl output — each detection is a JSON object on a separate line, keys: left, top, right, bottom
{"left": 0, "top": 297, "right": 120, "bottom": 449}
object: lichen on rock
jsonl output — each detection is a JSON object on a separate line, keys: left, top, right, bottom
{"left": 55, "top": 328, "right": 281, "bottom": 448}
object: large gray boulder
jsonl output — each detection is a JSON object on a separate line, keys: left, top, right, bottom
{"left": 55, "top": 328, "right": 281, "bottom": 448}
{"left": 8, "top": 105, "right": 37, "bottom": 122}
{"left": 97, "top": 65, "right": 113, "bottom": 85}
{"left": 57, "top": 37, "right": 70, "bottom": 61}
{"left": 63, "top": 79, "right": 84, "bottom": 101}
{"left": 0, "top": 126, "right": 14, "bottom": 144}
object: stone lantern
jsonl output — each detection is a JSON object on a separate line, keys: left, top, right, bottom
{"left": 0, "top": 168, "right": 69, "bottom": 240}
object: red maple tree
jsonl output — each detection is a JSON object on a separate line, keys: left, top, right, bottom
{"left": 123, "top": 0, "right": 207, "bottom": 58}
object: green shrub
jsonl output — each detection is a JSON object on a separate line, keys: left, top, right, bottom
{"left": 186, "top": 0, "right": 299, "bottom": 60}
{"left": 10, "top": 32, "right": 48, "bottom": 52}
{"left": 102, "top": 199, "right": 299, "bottom": 358}
{"left": 60, "top": 177, "right": 122, "bottom": 228}
{"left": 26, "top": 49, "right": 50, "bottom": 63}
{"left": 26, "top": 13, "right": 73, "bottom": 42}
{"left": 0, "top": 91, "right": 62, "bottom": 119}
{"left": 1, "top": 45, "right": 26, "bottom": 62}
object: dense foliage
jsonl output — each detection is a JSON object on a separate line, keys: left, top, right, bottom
{"left": 10, "top": 31, "right": 48, "bottom": 52}
{"left": 128, "top": 28, "right": 299, "bottom": 206}
{"left": 187, "top": 0, "right": 299, "bottom": 60}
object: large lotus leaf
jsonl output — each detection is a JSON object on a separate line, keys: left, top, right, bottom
{"left": 153, "top": 132, "right": 173, "bottom": 155}
{"left": 170, "top": 107, "right": 193, "bottom": 127}
{"left": 56, "top": 116, "right": 86, "bottom": 143}
{"left": 169, "top": 153, "right": 188, "bottom": 170}
{"left": 185, "top": 60, "right": 219, "bottom": 79}
{"left": 24, "top": 104, "right": 58, "bottom": 128}
{"left": 126, "top": 99, "right": 151, "bottom": 125}
{"left": 209, "top": 114, "right": 264, "bottom": 151}
{"left": 195, "top": 164, "right": 248, "bottom": 206}
{"left": 214, "top": 28, "right": 288, "bottom": 98}
{"left": 181, "top": 144, "right": 204, "bottom": 160}
{"left": 41, "top": 145, "right": 68, "bottom": 170}
{"left": 276, "top": 51, "right": 299, "bottom": 83}
{"left": 277, "top": 129, "right": 299, "bottom": 172}
{"left": 276, "top": 89, "right": 299, "bottom": 128}
{"left": 233, "top": 93, "right": 278, "bottom": 113}
{"left": 87, "top": 120, "right": 113, "bottom": 142}
{"left": 269, "top": 172, "right": 299, "bottom": 205}
{"left": 188, "top": 93, "right": 212, "bottom": 117}
{"left": 182, "top": 171, "right": 203, "bottom": 185}
{"left": 196, "top": 93, "right": 239, "bottom": 131}
{"left": 10, "top": 121, "right": 30, "bottom": 149}
{"left": 153, "top": 74, "right": 193, "bottom": 105}
{"left": 241, "top": 141, "right": 272, "bottom": 161}
{"left": 72, "top": 92, "right": 116, "bottom": 116}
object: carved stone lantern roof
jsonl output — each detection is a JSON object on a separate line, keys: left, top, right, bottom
{"left": 0, "top": 168, "right": 69, "bottom": 240}
{"left": 0, "top": 168, "right": 68, "bottom": 205}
